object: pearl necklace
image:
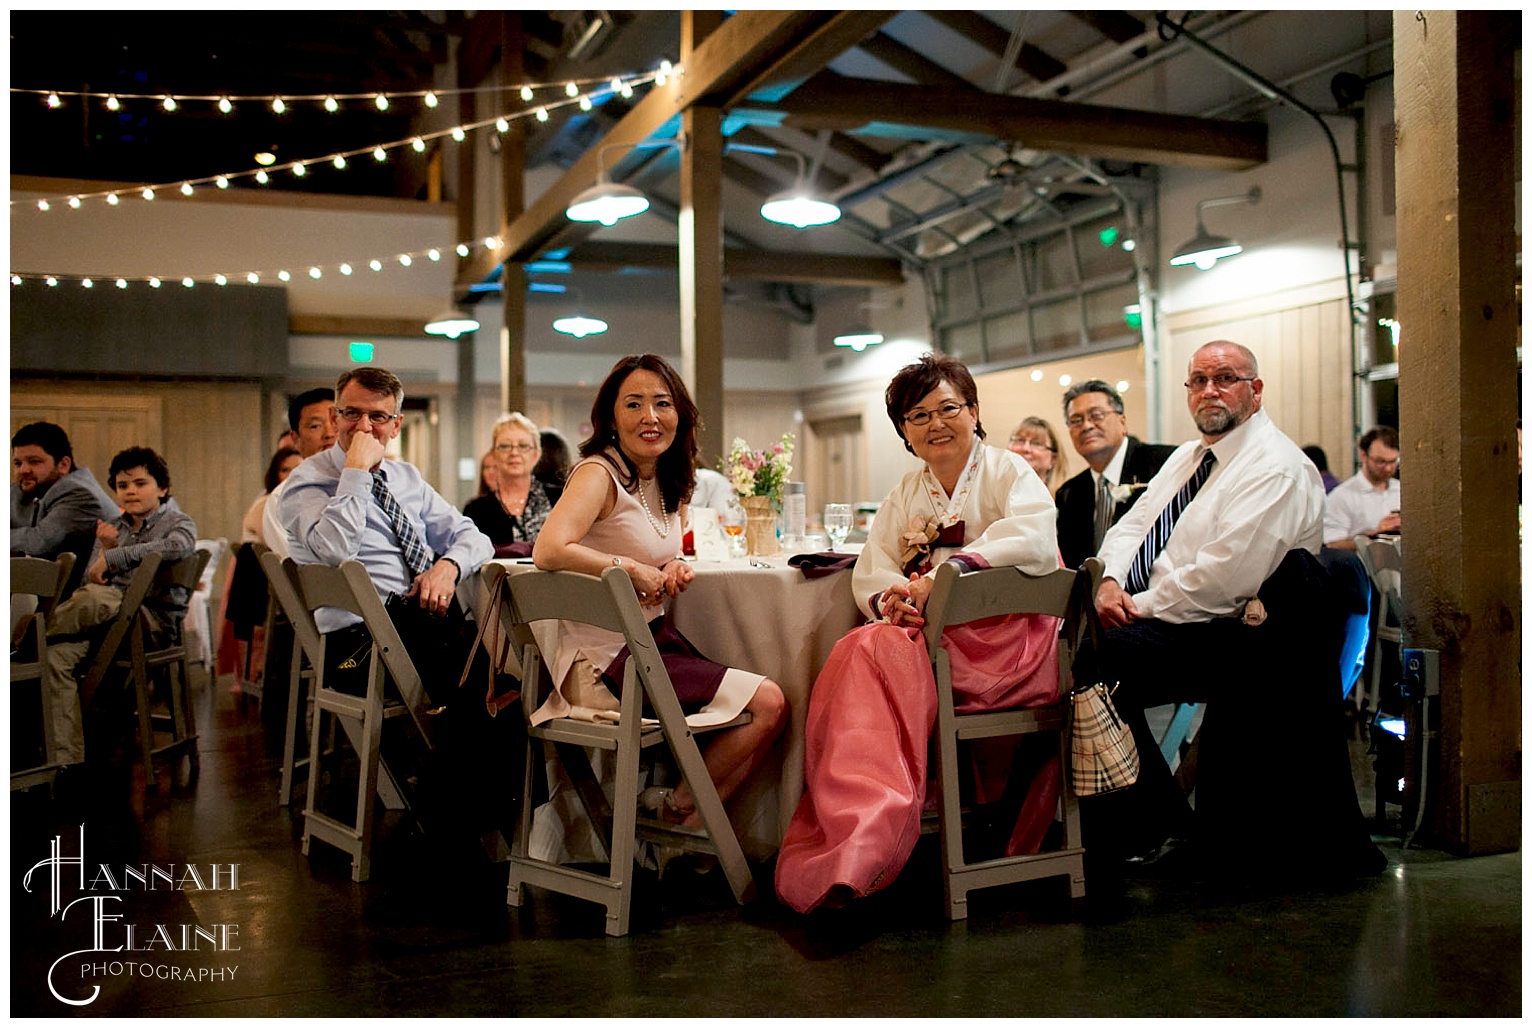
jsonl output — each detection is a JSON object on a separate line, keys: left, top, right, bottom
{"left": 635, "top": 477, "right": 670, "bottom": 538}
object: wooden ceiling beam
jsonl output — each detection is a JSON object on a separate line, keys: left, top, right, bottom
{"left": 776, "top": 76, "right": 1267, "bottom": 171}
{"left": 925, "top": 11, "right": 1068, "bottom": 83}
{"left": 858, "top": 31, "right": 977, "bottom": 91}
{"left": 1066, "top": 10, "right": 1147, "bottom": 46}
{"left": 458, "top": 10, "right": 873, "bottom": 286}
{"left": 564, "top": 241, "right": 905, "bottom": 288}
{"left": 720, "top": 10, "right": 894, "bottom": 105}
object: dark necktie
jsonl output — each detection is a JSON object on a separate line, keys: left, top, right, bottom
{"left": 1093, "top": 475, "right": 1115, "bottom": 552}
{"left": 1122, "top": 449, "right": 1217, "bottom": 595}
{"left": 370, "top": 471, "right": 433, "bottom": 580}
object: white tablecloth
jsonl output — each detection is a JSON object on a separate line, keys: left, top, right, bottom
{"left": 490, "top": 553, "right": 862, "bottom": 856}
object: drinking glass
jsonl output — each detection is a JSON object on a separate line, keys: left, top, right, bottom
{"left": 720, "top": 500, "right": 747, "bottom": 558}
{"left": 823, "top": 503, "right": 853, "bottom": 553}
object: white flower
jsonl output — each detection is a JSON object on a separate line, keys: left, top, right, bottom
{"left": 1109, "top": 482, "right": 1147, "bottom": 504}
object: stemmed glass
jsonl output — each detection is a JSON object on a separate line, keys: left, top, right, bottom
{"left": 823, "top": 504, "right": 853, "bottom": 553}
{"left": 720, "top": 500, "right": 747, "bottom": 558}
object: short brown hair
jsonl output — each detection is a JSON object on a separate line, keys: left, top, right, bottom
{"left": 884, "top": 353, "right": 986, "bottom": 455}
{"left": 335, "top": 367, "right": 404, "bottom": 409}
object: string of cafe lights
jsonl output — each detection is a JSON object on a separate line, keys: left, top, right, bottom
{"left": 9, "top": 232, "right": 517, "bottom": 291}
{"left": 13, "top": 63, "right": 674, "bottom": 212}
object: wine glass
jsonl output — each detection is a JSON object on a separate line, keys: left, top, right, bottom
{"left": 720, "top": 500, "right": 747, "bottom": 558}
{"left": 823, "top": 504, "right": 853, "bottom": 553}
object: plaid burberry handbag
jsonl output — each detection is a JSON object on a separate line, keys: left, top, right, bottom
{"left": 1067, "top": 568, "right": 1139, "bottom": 795}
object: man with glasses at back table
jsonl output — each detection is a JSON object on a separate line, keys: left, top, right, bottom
{"left": 279, "top": 366, "right": 492, "bottom": 704}
{"left": 1322, "top": 425, "right": 1401, "bottom": 550}
{"left": 1053, "top": 379, "right": 1176, "bottom": 571}
{"left": 1082, "top": 341, "right": 1383, "bottom": 883}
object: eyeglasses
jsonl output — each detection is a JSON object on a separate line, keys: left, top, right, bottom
{"left": 1364, "top": 452, "right": 1400, "bottom": 468}
{"left": 334, "top": 406, "right": 402, "bottom": 426}
{"left": 1009, "top": 437, "right": 1054, "bottom": 452}
{"left": 1184, "top": 373, "right": 1256, "bottom": 392}
{"left": 1065, "top": 408, "right": 1120, "bottom": 430}
{"left": 904, "top": 401, "right": 970, "bottom": 426}
{"left": 494, "top": 442, "right": 538, "bottom": 454}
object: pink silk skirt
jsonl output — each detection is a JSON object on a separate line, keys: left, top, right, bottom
{"left": 774, "top": 612, "right": 1060, "bottom": 913}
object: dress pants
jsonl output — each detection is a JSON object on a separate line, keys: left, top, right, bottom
{"left": 43, "top": 583, "right": 124, "bottom": 764}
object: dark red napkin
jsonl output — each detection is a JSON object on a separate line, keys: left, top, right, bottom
{"left": 494, "top": 541, "right": 533, "bottom": 559}
{"left": 788, "top": 551, "right": 858, "bottom": 579}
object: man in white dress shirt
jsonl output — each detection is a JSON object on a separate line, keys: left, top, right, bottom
{"left": 1085, "top": 341, "right": 1379, "bottom": 880}
{"left": 1322, "top": 425, "right": 1401, "bottom": 550}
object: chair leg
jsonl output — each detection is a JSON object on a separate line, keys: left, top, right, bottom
{"left": 933, "top": 673, "right": 967, "bottom": 920}
{"left": 605, "top": 706, "right": 643, "bottom": 937}
{"left": 279, "top": 645, "right": 306, "bottom": 807}
{"left": 506, "top": 737, "right": 540, "bottom": 908}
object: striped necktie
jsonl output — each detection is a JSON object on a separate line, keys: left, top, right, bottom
{"left": 1093, "top": 474, "right": 1115, "bottom": 552}
{"left": 370, "top": 471, "right": 434, "bottom": 580}
{"left": 1122, "top": 449, "right": 1217, "bottom": 595}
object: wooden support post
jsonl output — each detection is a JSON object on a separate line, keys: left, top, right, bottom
{"left": 454, "top": 57, "right": 480, "bottom": 501}
{"left": 679, "top": 11, "right": 726, "bottom": 466}
{"left": 499, "top": 12, "right": 528, "bottom": 417}
{"left": 1393, "top": 10, "right": 1519, "bottom": 854}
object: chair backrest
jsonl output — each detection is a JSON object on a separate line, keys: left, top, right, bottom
{"left": 1354, "top": 536, "right": 1403, "bottom": 623}
{"left": 921, "top": 558, "right": 1095, "bottom": 702}
{"left": 288, "top": 560, "right": 429, "bottom": 727}
{"left": 161, "top": 548, "right": 214, "bottom": 597}
{"left": 258, "top": 550, "right": 323, "bottom": 665}
{"left": 11, "top": 553, "right": 76, "bottom": 614}
{"left": 195, "top": 537, "right": 228, "bottom": 591}
{"left": 500, "top": 566, "right": 665, "bottom": 715}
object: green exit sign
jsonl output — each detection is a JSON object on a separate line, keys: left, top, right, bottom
{"left": 348, "top": 342, "right": 374, "bottom": 363}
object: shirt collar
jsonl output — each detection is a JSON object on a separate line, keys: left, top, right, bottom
{"left": 1094, "top": 439, "right": 1129, "bottom": 487}
{"left": 1202, "top": 407, "right": 1269, "bottom": 466}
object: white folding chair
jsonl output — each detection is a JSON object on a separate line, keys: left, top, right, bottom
{"left": 258, "top": 550, "right": 321, "bottom": 807}
{"left": 498, "top": 564, "right": 754, "bottom": 937}
{"left": 919, "top": 557, "right": 1097, "bottom": 919}
{"left": 186, "top": 537, "right": 227, "bottom": 671}
{"left": 1354, "top": 535, "right": 1403, "bottom": 712}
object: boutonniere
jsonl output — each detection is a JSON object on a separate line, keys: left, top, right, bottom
{"left": 1109, "top": 481, "right": 1148, "bottom": 504}
{"left": 898, "top": 514, "right": 942, "bottom": 573}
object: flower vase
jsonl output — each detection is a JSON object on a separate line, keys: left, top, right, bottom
{"left": 742, "top": 495, "right": 780, "bottom": 556}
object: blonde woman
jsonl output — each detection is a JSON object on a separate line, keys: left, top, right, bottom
{"left": 464, "top": 412, "right": 561, "bottom": 551}
{"left": 1008, "top": 416, "right": 1069, "bottom": 495}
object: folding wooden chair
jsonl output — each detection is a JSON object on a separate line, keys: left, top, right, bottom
{"left": 11, "top": 553, "right": 76, "bottom": 790}
{"left": 919, "top": 557, "right": 1098, "bottom": 919}
{"left": 288, "top": 559, "right": 436, "bottom": 883}
{"left": 1354, "top": 535, "right": 1403, "bottom": 712}
{"left": 257, "top": 549, "right": 320, "bottom": 807}
{"left": 499, "top": 565, "right": 754, "bottom": 937}
{"left": 75, "top": 551, "right": 210, "bottom": 791}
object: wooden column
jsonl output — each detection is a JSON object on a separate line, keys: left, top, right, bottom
{"left": 499, "top": 12, "right": 528, "bottom": 416}
{"left": 454, "top": 56, "right": 480, "bottom": 498}
{"left": 679, "top": 10, "right": 726, "bottom": 465}
{"left": 1393, "top": 10, "right": 1519, "bottom": 854}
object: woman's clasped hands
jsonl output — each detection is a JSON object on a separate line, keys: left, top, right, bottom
{"left": 627, "top": 556, "right": 694, "bottom": 602}
{"left": 879, "top": 571, "right": 932, "bottom": 627}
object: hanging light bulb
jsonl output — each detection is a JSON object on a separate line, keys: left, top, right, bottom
{"left": 424, "top": 306, "right": 482, "bottom": 339}
{"left": 45, "top": 93, "right": 61, "bottom": 108}
{"left": 451, "top": 126, "right": 466, "bottom": 142}
{"left": 339, "top": 263, "right": 353, "bottom": 275}
{"left": 412, "top": 137, "right": 425, "bottom": 153}
{"left": 374, "top": 93, "right": 389, "bottom": 111}
{"left": 610, "top": 77, "right": 622, "bottom": 92}
{"left": 324, "top": 96, "right": 339, "bottom": 113}
{"left": 45, "top": 277, "right": 58, "bottom": 287}
{"left": 181, "top": 278, "right": 195, "bottom": 288}
{"left": 116, "top": 278, "right": 128, "bottom": 289}
{"left": 484, "top": 236, "right": 501, "bottom": 250}
{"left": 333, "top": 154, "right": 347, "bottom": 169}
{"left": 369, "top": 260, "right": 383, "bottom": 272}
{"left": 11, "top": 275, "right": 21, "bottom": 286}
{"left": 141, "top": 188, "right": 155, "bottom": 201}
{"left": 218, "top": 97, "right": 233, "bottom": 114}
{"left": 399, "top": 254, "right": 413, "bottom": 267}
{"left": 106, "top": 193, "right": 120, "bottom": 206}
{"left": 105, "top": 95, "right": 120, "bottom": 111}
{"left": 216, "top": 176, "right": 229, "bottom": 189}
{"left": 579, "top": 96, "right": 593, "bottom": 112}
{"left": 36, "top": 199, "right": 49, "bottom": 212}
{"left": 278, "top": 270, "right": 291, "bottom": 282}
{"left": 552, "top": 313, "right": 608, "bottom": 338}
{"left": 427, "top": 248, "right": 441, "bottom": 262}
{"left": 566, "top": 82, "right": 580, "bottom": 97}
{"left": 373, "top": 146, "right": 387, "bottom": 162}
{"left": 67, "top": 196, "right": 81, "bottom": 209}
{"left": 292, "top": 163, "right": 307, "bottom": 177}
{"left": 520, "top": 85, "right": 534, "bottom": 102}
{"left": 162, "top": 96, "right": 177, "bottom": 112}
{"left": 620, "top": 81, "right": 633, "bottom": 99}
{"left": 255, "top": 170, "right": 269, "bottom": 185}
{"left": 214, "top": 274, "right": 227, "bottom": 286}
{"left": 272, "top": 97, "right": 286, "bottom": 114}
{"left": 535, "top": 107, "right": 548, "bottom": 122}
{"left": 147, "top": 277, "right": 160, "bottom": 288}
{"left": 180, "top": 182, "right": 193, "bottom": 196}
{"left": 247, "top": 272, "right": 259, "bottom": 284}
{"left": 456, "top": 243, "right": 470, "bottom": 257}
{"left": 82, "top": 278, "right": 94, "bottom": 289}
{"left": 424, "top": 91, "right": 439, "bottom": 108}
{"left": 495, "top": 117, "right": 509, "bottom": 132}
{"left": 309, "top": 267, "right": 322, "bottom": 279}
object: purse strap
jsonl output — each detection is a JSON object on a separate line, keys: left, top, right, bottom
{"left": 1068, "top": 565, "right": 1109, "bottom": 694}
{"left": 457, "top": 568, "right": 518, "bottom": 716}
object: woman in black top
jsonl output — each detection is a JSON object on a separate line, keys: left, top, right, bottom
{"left": 464, "top": 412, "right": 562, "bottom": 552}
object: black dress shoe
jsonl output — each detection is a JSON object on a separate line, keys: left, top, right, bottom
{"left": 1122, "top": 837, "right": 1204, "bottom": 881}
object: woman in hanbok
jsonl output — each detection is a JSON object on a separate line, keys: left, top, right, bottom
{"left": 775, "top": 353, "right": 1063, "bottom": 912}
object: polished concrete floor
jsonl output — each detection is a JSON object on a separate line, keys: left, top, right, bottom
{"left": 10, "top": 673, "right": 1521, "bottom": 1018}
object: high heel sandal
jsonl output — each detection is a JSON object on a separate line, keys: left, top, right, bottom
{"left": 638, "top": 786, "right": 695, "bottom": 825}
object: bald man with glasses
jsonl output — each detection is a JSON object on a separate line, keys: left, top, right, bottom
{"left": 1053, "top": 379, "right": 1176, "bottom": 571}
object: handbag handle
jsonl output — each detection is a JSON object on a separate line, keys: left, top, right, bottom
{"left": 1069, "top": 565, "right": 1109, "bottom": 693}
